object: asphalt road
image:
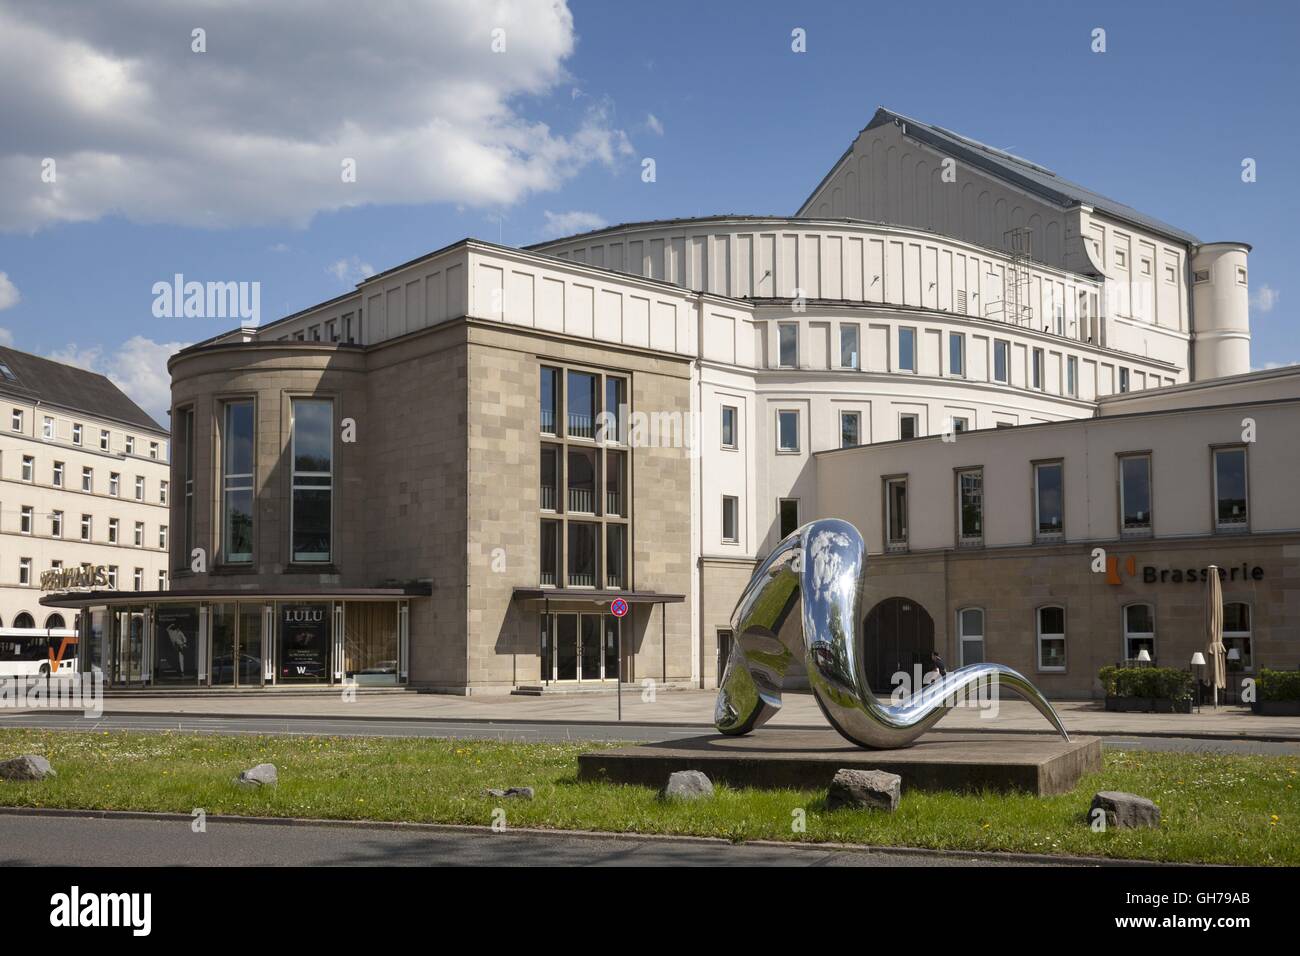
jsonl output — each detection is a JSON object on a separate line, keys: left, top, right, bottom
{"left": 0, "top": 811, "right": 1060, "bottom": 866}
{"left": 2, "top": 709, "right": 1297, "bottom": 754}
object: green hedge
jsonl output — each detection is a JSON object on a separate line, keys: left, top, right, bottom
{"left": 1098, "top": 665, "right": 1195, "bottom": 702}
{"left": 1257, "top": 668, "right": 1300, "bottom": 702}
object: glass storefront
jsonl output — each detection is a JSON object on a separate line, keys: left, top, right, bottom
{"left": 70, "top": 598, "right": 407, "bottom": 688}
{"left": 540, "top": 612, "right": 620, "bottom": 683}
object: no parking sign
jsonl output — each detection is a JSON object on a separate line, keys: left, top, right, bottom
{"left": 610, "top": 598, "right": 628, "bottom": 618}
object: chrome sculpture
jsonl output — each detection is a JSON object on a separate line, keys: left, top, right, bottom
{"left": 715, "top": 519, "right": 1070, "bottom": 749}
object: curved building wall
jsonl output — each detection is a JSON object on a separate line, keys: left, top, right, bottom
{"left": 1191, "top": 243, "right": 1252, "bottom": 380}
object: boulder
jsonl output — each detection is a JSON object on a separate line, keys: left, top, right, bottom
{"left": 826, "top": 768, "right": 901, "bottom": 811}
{"left": 0, "top": 754, "right": 56, "bottom": 781}
{"left": 486, "top": 787, "right": 535, "bottom": 800}
{"left": 660, "top": 770, "right": 714, "bottom": 801}
{"left": 235, "top": 763, "right": 278, "bottom": 788}
{"left": 1089, "top": 790, "right": 1161, "bottom": 829}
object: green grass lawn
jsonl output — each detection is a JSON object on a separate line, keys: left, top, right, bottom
{"left": 1, "top": 729, "right": 1296, "bottom": 864}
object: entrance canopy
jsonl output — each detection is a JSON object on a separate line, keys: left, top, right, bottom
{"left": 40, "top": 585, "right": 431, "bottom": 609}
{"left": 511, "top": 588, "right": 684, "bottom": 606}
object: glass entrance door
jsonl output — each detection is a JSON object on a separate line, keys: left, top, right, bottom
{"left": 546, "top": 613, "right": 619, "bottom": 682}
{"left": 110, "top": 608, "right": 145, "bottom": 686}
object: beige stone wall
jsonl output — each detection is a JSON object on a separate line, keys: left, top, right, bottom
{"left": 698, "top": 558, "right": 757, "bottom": 688}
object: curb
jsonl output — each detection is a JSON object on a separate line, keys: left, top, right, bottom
{"left": 5, "top": 709, "right": 1298, "bottom": 743}
{"left": 0, "top": 805, "right": 1193, "bottom": 867}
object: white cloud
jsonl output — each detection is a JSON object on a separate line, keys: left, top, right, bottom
{"left": 541, "top": 210, "right": 607, "bottom": 239}
{"left": 645, "top": 113, "right": 664, "bottom": 136}
{"left": 0, "top": 327, "right": 13, "bottom": 346}
{"left": 46, "top": 336, "right": 187, "bottom": 424}
{"left": 1251, "top": 284, "right": 1279, "bottom": 314}
{"left": 268, "top": 243, "right": 291, "bottom": 253}
{"left": 0, "top": 1, "right": 634, "bottom": 231}
{"left": 0, "top": 271, "right": 19, "bottom": 310}
{"left": 327, "top": 256, "right": 375, "bottom": 285}
{"left": 1253, "top": 360, "right": 1300, "bottom": 371}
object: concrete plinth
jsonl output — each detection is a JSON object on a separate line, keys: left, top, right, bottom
{"left": 579, "top": 730, "right": 1102, "bottom": 797}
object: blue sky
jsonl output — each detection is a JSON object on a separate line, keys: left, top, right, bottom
{"left": 0, "top": 0, "right": 1296, "bottom": 421}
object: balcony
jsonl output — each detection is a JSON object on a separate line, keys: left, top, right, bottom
{"left": 540, "top": 485, "right": 557, "bottom": 511}
{"left": 568, "top": 412, "right": 595, "bottom": 440}
{"left": 568, "top": 487, "right": 595, "bottom": 514}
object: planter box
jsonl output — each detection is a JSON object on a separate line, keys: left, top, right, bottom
{"left": 1104, "top": 696, "right": 1193, "bottom": 714}
{"left": 1252, "top": 700, "right": 1300, "bottom": 716}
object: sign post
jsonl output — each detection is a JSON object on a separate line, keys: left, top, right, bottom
{"left": 610, "top": 598, "right": 629, "bottom": 720}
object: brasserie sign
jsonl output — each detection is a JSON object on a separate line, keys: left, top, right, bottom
{"left": 40, "top": 565, "right": 112, "bottom": 592}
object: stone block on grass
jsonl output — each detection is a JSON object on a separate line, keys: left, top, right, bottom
{"left": 235, "top": 763, "right": 278, "bottom": 788}
{"left": 0, "top": 754, "right": 56, "bottom": 781}
{"left": 661, "top": 770, "right": 714, "bottom": 801}
{"left": 1089, "top": 790, "right": 1161, "bottom": 829}
{"left": 486, "top": 787, "right": 534, "bottom": 800}
{"left": 827, "top": 768, "right": 901, "bottom": 811}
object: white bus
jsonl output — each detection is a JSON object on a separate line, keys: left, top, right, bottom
{"left": 0, "top": 628, "right": 79, "bottom": 678}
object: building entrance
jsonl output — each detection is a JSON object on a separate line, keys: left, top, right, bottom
{"left": 863, "top": 597, "right": 935, "bottom": 692}
{"left": 542, "top": 612, "right": 619, "bottom": 682}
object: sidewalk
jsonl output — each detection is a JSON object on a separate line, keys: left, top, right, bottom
{"left": 49, "top": 688, "right": 1300, "bottom": 741}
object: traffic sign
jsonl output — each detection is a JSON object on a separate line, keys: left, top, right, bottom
{"left": 611, "top": 598, "right": 628, "bottom": 618}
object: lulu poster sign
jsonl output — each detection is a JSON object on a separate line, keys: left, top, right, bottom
{"left": 40, "top": 565, "right": 111, "bottom": 592}
{"left": 280, "top": 603, "right": 330, "bottom": 681}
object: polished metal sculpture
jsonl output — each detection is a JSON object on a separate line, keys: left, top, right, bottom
{"left": 715, "top": 519, "right": 1070, "bottom": 749}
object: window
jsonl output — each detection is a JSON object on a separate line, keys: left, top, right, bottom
{"left": 993, "top": 340, "right": 1009, "bottom": 383}
{"left": 222, "top": 401, "right": 255, "bottom": 563}
{"left": 291, "top": 399, "right": 333, "bottom": 562}
{"left": 134, "top": 521, "right": 144, "bottom": 547}
{"left": 540, "top": 519, "right": 560, "bottom": 586}
{"left": 567, "top": 447, "right": 598, "bottom": 513}
{"left": 1118, "top": 367, "right": 1130, "bottom": 393}
{"left": 72, "top": 423, "right": 82, "bottom": 445}
{"left": 109, "top": 472, "right": 120, "bottom": 496}
{"left": 159, "top": 570, "right": 168, "bottom": 591}
{"left": 1223, "top": 603, "right": 1253, "bottom": 671}
{"left": 159, "top": 525, "right": 168, "bottom": 550}
{"left": 52, "top": 462, "right": 64, "bottom": 487}
{"left": 160, "top": 480, "right": 168, "bottom": 505}
{"left": 776, "top": 410, "right": 799, "bottom": 453}
{"left": 605, "top": 523, "right": 627, "bottom": 589}
{"left": 1213, "top": 447, "right": 1248, "bottom": 531}
{"left": 567, "top": 371, "right": 597, "bottom": 439}
{"left": 1123, "top": 604, "right": 1155, "bottom": 664}
{"left": 133, "top": 568, "right": 144, "bottom": 591}
{"left": 51, "top": 511, "right": 63, "bottom": 538}
{"left": 42, "top": 416, "right": 54, "bottom": 440}
{"left": 20, "top": 506, "right": 32, "bottom": 534}
{"left": 1066, "top": 356, "right": 1078, "bottom": 397}
{"left": 884, "top": 477, "right": 908, "bottom": 551}
{"left": 722, "top": 496, "right": 739, "bottom": 543}
{"left": 125, "top": 436, "right": 134, "bottom": 455}
{"left": 1164, "top": 264, "right": 1177, "bottom": 284}
{"left": 721, "top": 405, "right": 738, "bottom": 449}
{"left": 134, "top": 475, "right": 144, "bottom": 500}
{"left": 149, "top": 441, "right": 159, "bottom": 459}
{"left": 958, "top": 608, "right": 984, "bottom": 666}
{"left": 83, "top": 467, "right": 93, "bottom": 492}
{"left": 19, "top": 558, "right": 31, "bottom": 586}
{"left": 949, "top": 332, "right": 965, "bottom": 376}
{"left": 1031, "top": 348, "right": 1044, "bottom": 390}
{"left": 779, "top": 498, "right": 799, "bottom": 539}
{"left": 899, "top": 414, "right": 918, "bottom": 441}
{"left": 1114, "top": 249, "right": 1127, "bottom": 269}
{"left": 179, "top": 407, "right": 195, "bottom": 557}
{"left": 539, "top": 445, "right": 559, "bottom": 511}
{"left": 778, "top": 323, "right": 798, "bottom": 367}
{"left": 1236, "top": 266, "right": 1247, "bottom": 286}
{"left": 898, "top": 327, "right": 916, "bottom": 372}
{"left": 1037, "top": 606, "right": 1066, "bottom": 671}
{"left": 957, "top": 468, "right": 983, "bottom": 546}
{"left": 840, "top": 411, "right": 861, "bottom": 448}
{"left": 10, "top": 409, "right": 21, "bottom": 431}
{"left": 567, "top": 522, "right": 599, "bottom": 587}
{"left": 100, "top": 429, "right": 110, "bottom": 451}
{"left": 540, "top": 366, "right": 560, "bottom": 435}
{"left": 950, "top": 417, "right": 969, "bottom": 434}
{"left": 603, "top": 376, "right": 626, "bottom": 444}
{"left": 1119, "top": 455, "right": 1152, "bottom": 535}
{"left": 1034, "top": 461, "right": 1064, "bottom": 541}
{"left": 840, "top": 324, "right": 860, "bottom": 369}
{"left": 21, "top": 455, "right": 32, "bottom": 481}
{"left": 108, "top": 518, "right": 119, "bottom": 543}
{"left": 81, "top": 515, "right": 92, "bottom": 541}
{"left": 605, "top": 450, "right": 626, "bottom": 516}
{"left": 107, "top": 566, "right": 118, "bottom": 589}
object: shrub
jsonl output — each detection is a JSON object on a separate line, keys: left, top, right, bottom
{"left": 1098, "top": 665, "right": 1194, "bottom": 702}
{"left": 1257, "top": 668, "right": 1300, "bottom": 702}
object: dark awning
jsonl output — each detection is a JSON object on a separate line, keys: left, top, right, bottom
{"left": 511, "top": 587, "right": 684, "bottom": 605}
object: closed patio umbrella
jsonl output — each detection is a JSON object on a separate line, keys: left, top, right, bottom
{"left": 1205, "top": 565, "right": 1226, "bottom": 708}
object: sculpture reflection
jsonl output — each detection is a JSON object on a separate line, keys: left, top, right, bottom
{"left": 715, "top": 519, "right": 1070, "bottom": 749}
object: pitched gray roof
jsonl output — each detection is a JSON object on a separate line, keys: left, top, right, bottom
{"left": 0, "top": 345, "right": 166, "bottom": 433}
{"left": 804, "top": 107, "right": 1199, "bottom": 246}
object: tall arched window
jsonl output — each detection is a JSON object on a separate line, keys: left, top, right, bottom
{"left": 1223, "top": 603, "right": 1252, "bottom": 671}
{"left": 957, "top": 607, "right": 984, "bottom": 665}
{"left": 1037, "top": 606, "right": 1066, "bottom": 672}
{"left": 1124, "top": 604, "right": 1156, "bottom": 663}
{"left": 13, "top": 612, "right": 35, "bottom": 629}
{"left": 44, "top": 613, "right": 66, "bottom": 630}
